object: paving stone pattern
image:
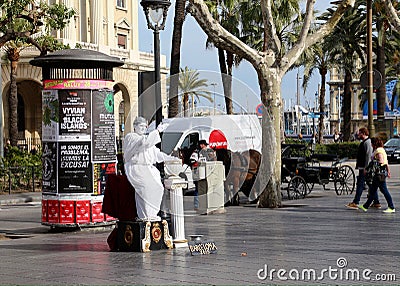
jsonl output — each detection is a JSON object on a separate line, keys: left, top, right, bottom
{"left": 0, "top": 163, "right": 399, "bottom": 285}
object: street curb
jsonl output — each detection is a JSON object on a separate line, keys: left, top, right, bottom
{"left": 0, "top": 193, "right": 42, "bottom": 206}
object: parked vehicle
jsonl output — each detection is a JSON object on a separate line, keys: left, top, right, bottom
{"left": 158, "top": 114, "right": 262, "bottom": 191}
{"left": 384, "top": 137, "right": 400, "bottom": 163}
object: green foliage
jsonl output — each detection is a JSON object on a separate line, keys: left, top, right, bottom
{"left": 1, "top": 146, "right": 42, "bottom": 192}
{"left": 39, "top": 2, "right": 75, "bottom": 31}
{"left": 283, "top": 138, "right": 359, "bottom": 159}
{"left": 313, "top": 142, "right": 359, "bottom": 159}
{"left": 0, "top": 0, "right": 75, "bottom": 53}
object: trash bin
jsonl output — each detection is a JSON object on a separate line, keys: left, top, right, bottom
{"left": 197, "top": 161, "right": 225, "bottom": 214}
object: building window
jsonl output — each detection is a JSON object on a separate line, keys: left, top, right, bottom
{"left": 117, "top": 34, "right": 127, "bottom": 49}
{"left": 116, "top": 0, "right": 126, "bottom": 8}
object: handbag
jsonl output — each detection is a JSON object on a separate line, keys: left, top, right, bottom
{"left": 365, "top": 160, "right": 387, "bottom": 184}
{"left": 376, "top": 165, "right": 388, "bottom": 182}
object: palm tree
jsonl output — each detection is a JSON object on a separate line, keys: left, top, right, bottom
{"left": 168, "top": 0, "right": 187, "bottom": 118}
{"left": 206, "top": 0, "right": 242, "bottom": 114}
{"left": 298, "top": 42, "right": 332, "bottom": 143}
{"left": 323, "top": 3, "right": 367, "bottom": 141}
{"left": 179, "top": 67, "right": 213, "bottom": 117}
{"left": 4, "top": 45, "right": 21, "bottom": 146}
{"left": 374, "top": 0, "right": 390, "bottom": 122}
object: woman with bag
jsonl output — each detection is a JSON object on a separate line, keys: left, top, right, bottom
{"left": 359, "top": 137, "right": 395, "bottom": 213}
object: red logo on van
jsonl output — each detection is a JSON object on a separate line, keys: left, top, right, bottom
{"left": 209, "top": 130, "right": 228, "bottom": 149}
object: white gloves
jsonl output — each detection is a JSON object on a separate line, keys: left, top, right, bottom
{"left": 157, "top": 122, "right": 168, "bottom": 133}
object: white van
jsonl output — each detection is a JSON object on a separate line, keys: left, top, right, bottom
{"left": 159, "top": 114, "right": 262, "bottom": 191}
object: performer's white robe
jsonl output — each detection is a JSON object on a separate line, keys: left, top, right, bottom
{"left": 123, "top": 130, "right": 175, "bottom": 220}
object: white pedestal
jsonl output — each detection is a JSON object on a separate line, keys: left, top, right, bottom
{"left": 164, "top": 176, "right": 188, "bottom": 248}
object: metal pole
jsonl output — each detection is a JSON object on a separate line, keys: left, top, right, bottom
{"left": 338, "top": 87, "right": 341, "bottom": 133}
{"left": 367, "top": 0, "right": 375, "bottom": 137}
{"left": 296, "top": 71, "right": 301, "bottom": 134}
{"left": 154, "top": 29, "right": 162, "bottom": 127}
{"left": 210, "top": 83, "right": 216, "bottom": 115}
{"left": 0, "top": 66, "right": 2, "bottom": 158}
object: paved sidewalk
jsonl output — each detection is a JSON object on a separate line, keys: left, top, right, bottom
{"left": 0, "top": 191, "right": 41, "bottom": 206}
{"left": 0, "top": 163, "right": 399, "bottom": 285}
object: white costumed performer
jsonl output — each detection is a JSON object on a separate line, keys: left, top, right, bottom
{"left": 123, "top": 117, "right": 176, "bottom": 221}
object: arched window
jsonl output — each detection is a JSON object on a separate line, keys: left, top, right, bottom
{"left": 17, "top": 93, "right": 25, "bottom": 132}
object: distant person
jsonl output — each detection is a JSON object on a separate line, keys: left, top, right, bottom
{"left": 4, "top": 139, "right": 11, "bottom": 156}
{"left": 30, "top": 145, "right": 38, "bottom": 155}
{"left": 359, "top": 137, "right": 395, "bottom": 213}
{"left": 190, "top": 139, "right": 216, "bottom": 210}
{"left": 346, "top": 127, "right": 380, "bottom": 209}
{"left": 334, "top": 130, "right": 340, "bottom": 143}
{"left": 298, "top": 133, "right": 303, "bottom": 141}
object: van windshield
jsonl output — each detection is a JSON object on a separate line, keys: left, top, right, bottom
{"left": 161, "top": 132, "right": 183, "bottom": 154}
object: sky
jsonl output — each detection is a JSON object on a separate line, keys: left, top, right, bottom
{"left": 138, "top": 1, "right": 331, "bottom": 114}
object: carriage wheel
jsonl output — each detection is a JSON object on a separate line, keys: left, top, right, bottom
{"left": 334, "top": 165, "right": 355, "bottom": 195}
{"left": 306, "top": 183, "right": 314, "bottom": 195}
{"left": 287, "top": 176, "right": 307, "bottom": 200}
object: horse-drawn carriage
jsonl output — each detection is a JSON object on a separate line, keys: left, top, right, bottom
{"left": 281, "top": 144, "right": 355, "bottom": 200}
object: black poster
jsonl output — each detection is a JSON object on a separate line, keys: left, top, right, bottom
{"left": 92, "top": 90, "right": 116, "bottom": 162}
{"left": 58, "top": 142, "right": 92, "bottom": 193}
{"left": 58, "top": 90, "right": 91, "bottom": 139}
{"left": 42, "top": 142, "right": 57, "bottom": 194}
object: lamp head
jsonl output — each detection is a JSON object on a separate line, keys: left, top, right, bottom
{"left": 140, "top": 0, "right": 171, "bottom": 31}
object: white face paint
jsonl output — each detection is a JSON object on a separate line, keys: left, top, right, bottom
{"left": 134, "top": 123, "right": 147, "bottom": 135}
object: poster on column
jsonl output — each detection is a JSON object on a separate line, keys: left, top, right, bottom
{"left": 92, "top": 90, "right": 116, "bottom": 162}
{"left": 42, "top": 90, "right": 59, "bottom": 141}
{"left": 93, "top": 162, "right": 117, "bottom": 195}
{"left": 58, "top": 90, "right": 91, "bottom": 141}
{"left": 42, "top": 142, "right": 57, "bottom": 194}
{"left": 58, "top": 142, "right": 92, "bottom": 193}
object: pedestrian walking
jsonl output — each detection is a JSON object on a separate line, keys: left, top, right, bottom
{"left": 359, "top": 137, "right": 395, "bottom": 213}
{"left": 346, "top": 127, "right": 380, "bottom": 209}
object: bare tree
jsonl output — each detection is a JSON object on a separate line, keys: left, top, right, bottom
{"left": 187, "top": 0, "right": 355, "bottom": 207}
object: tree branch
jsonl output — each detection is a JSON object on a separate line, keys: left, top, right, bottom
{"left": 188, "top": 0, "right": 262, "bottom": 68}
{"left": 260, "top": 0, "right": 280, "bottom": 52}
{"left": 383, "top": 0, "right": 400, "bottom": 31}
{"left": 283, "top": 0, "right": 355, "bottom": 74}
{"left": 25, "top": 37, "right": 45, "bottom": 55}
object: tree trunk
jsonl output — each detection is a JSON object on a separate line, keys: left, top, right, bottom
{"left": 168, "top": 0, "right": 186, "bottom": 118}
{"left": 342, "top": 71, "right": 352, "bottom": 141}
{"left": 318, "top": 67, "right": 327, "bottom": 143}
{"left": 255, "top": 71, "right": 282, "bottom": 208}
{"left": 217, "top": 48, "right": 233, "bottom": 114}
{"left": 8, "top": 49, "right": 19, "bottom": 147}
{"left": 183, "top": 93, "right": 189, "bottom": 117}
{"left": 376, "top": 18, "right": 386, "bottom": 122}
{"left": 225, "top": 52, "right": 233, "bottom": 114}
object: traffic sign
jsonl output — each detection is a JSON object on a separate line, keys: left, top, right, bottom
{"left": 256, "top": 103, "right": 263, "bottom": 116}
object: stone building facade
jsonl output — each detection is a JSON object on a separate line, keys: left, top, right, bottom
{"left": 0, "top": 0, "right": 168, "bottom": 150}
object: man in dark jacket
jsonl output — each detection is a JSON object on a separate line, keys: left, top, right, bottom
{"left": 346, "top": 127, "right": 380, "bottom": 209}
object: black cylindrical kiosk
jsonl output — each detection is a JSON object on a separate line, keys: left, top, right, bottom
{"left": 30, "top": 49, "right": 124, "bottom": 227}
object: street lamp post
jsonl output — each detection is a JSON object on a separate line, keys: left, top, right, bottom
{"left": 210, "top": 83, "right": 217, "bottom": 115}
{"left": 367, "top": 0, "right": 375, "bottom": 137}
{"left": 140, "top": 0, "right": 171, "bottom": 128}
{"left": 140, "top": 0, "right": 171, "bottom": 213}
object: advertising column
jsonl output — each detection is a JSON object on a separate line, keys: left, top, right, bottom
{"left": 41, "top": 79, "right": 117, "bottom": 226}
